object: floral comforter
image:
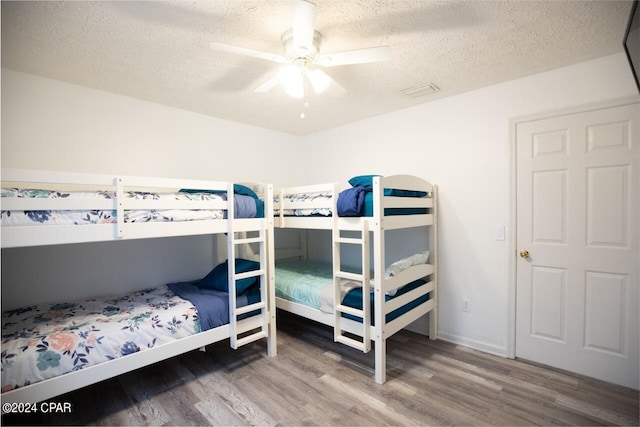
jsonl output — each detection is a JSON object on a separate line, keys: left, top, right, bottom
{"left": 1, "top": 285, "right": 202, "bottom": 393}
{"left": 274, "top": 191, "right": 333, "bottom": 217}
{"left": 0, "top": 188, "right": 225, "bottom": 226}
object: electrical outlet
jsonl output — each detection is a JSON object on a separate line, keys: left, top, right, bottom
{"left": 462, "top": 298, "right": 471, "bottom": 313}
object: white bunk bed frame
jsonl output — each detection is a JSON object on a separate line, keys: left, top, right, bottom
{"left": 0, "top": 168, "right": 277, "bottom": 405}
{"left": 274, "top": 175, "right": 437, "bottom": 384}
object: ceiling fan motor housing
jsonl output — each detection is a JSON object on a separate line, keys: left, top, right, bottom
{"left": 281, "top": 28, "right": 322, "bottom": 61}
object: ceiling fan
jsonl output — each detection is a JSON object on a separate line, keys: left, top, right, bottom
{"left": 209, "top": 0, "right": 391, "bottom": 100}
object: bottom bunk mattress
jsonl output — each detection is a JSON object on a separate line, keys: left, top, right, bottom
{"left": 1, "top": 282, "right": 260, "bottom": 393}
{"left": 274, "top": 259, "right": 429, "bottom": 324}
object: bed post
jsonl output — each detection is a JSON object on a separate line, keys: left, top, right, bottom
{"left": 227, "top": 183, "right": 239, "bottom": 349}
{"left": 301, "top": 228, "right": 308, "bottom": 261}
{"left": 265, "top": 184, "right": 277, "bottom": 357}
{"left": 372, "top": 176, "right": 386, "bottom": 384}
{"left": 375, "top": 338, "right": 387, "bottom": 384}
{"left": 429, "top": 184, "right": 438, "bottom": 340}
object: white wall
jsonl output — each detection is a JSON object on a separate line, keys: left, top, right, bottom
{"left": 299, "top": 53, "right": 639, "bottom": 355}
{"left": 1, "top": 69, "right": 301, "bottom": 185}
{"left": 1, "top": 69, "right": 301, "bottom": 310}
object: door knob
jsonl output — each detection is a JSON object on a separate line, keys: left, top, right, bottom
{"left": 520, "top": 250, "right": 530, "bottom": 259}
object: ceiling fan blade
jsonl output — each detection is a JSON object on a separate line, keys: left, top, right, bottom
{"left": 324, "top": 76, "right": 347, "bottom": 98}
{"left": 209, "top": 42, "right": 287, "bottom": 64}
{"left": 307, "top": 69, "right": 345, "bottom": 97}
{"left": 254, "top": 75, "right": 281, "bottom": 93}
{"left": 291, "top": 0, "right": 316, "bottom": 52}
{"left": 316, "top": 46, "right": 391, "bottom": 67}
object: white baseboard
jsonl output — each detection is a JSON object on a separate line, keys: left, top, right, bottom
{"left": 436, "top": 330, "right": 508, "bottom": 358}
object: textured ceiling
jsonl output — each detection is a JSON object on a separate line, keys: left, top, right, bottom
{"left": 1, "top": 1, "right": 634, "bottom": 135}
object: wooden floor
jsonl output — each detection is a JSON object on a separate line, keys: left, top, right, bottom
{"left": 3, "top": 311, "right": 639, "bottom": 426}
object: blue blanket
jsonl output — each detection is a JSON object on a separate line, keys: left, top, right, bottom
{"left": 337, "top": 186, "right": 368, "bottom": 216}
{"left": 223, "top": 194, "right": 263, "bottom": 218}
{"left": 167, "top": 281, "right": 248, "bottom": 330}
{"left": 337, "top": 187, "right": 428, "bottom": 217}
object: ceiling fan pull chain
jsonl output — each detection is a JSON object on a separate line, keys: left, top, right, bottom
{"left": 300, "top": 82, "right": 310, "bottom": 119}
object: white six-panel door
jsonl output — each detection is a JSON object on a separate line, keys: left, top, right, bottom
{"left": 516, "top": 102, "right": 639, "bottom": 389}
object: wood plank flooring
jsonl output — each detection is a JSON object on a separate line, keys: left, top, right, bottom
{"left": 3, "top": 311, "right": 638, "bottom": 426}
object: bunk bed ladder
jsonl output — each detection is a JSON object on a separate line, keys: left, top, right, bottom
{"left": 333, "top": 221, "right": 371, "bottom": 353}
{"left": 227, "top": 199, "right": 271, "bottom": 350}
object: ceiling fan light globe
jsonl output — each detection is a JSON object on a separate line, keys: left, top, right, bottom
{"left": 278, "top": 65, "right": 297, "bottom": 82}
{"left": 279, "top": 66, "right": 305, "bottom": 98}
{"left": 308, "top": 69, "right": 331, "bottom": 94}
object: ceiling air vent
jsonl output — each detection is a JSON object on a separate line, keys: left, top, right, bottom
{"left": 401, "top": 83, "right": 440, "bottom": 98}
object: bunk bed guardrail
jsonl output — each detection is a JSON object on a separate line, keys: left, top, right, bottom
{"left": 0, "top": 169, "right": 236, "bottom": 247}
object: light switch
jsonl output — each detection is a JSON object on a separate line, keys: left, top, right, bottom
{"left": 493, "top": 225, "right": 505, "bottom": 241}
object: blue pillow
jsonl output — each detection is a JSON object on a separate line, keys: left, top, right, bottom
{"left": 348, "top": 175, "right": 380, "bottom": 189}
{"left": 197, "top": 258, "right": 260, "bottom": 294}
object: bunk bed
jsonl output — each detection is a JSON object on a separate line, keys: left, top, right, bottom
{"left": 0, "top": 168, "right": 276, "bottom": 405}
{"left": 273, "top": 174, "right": 437, "bottom": 384}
